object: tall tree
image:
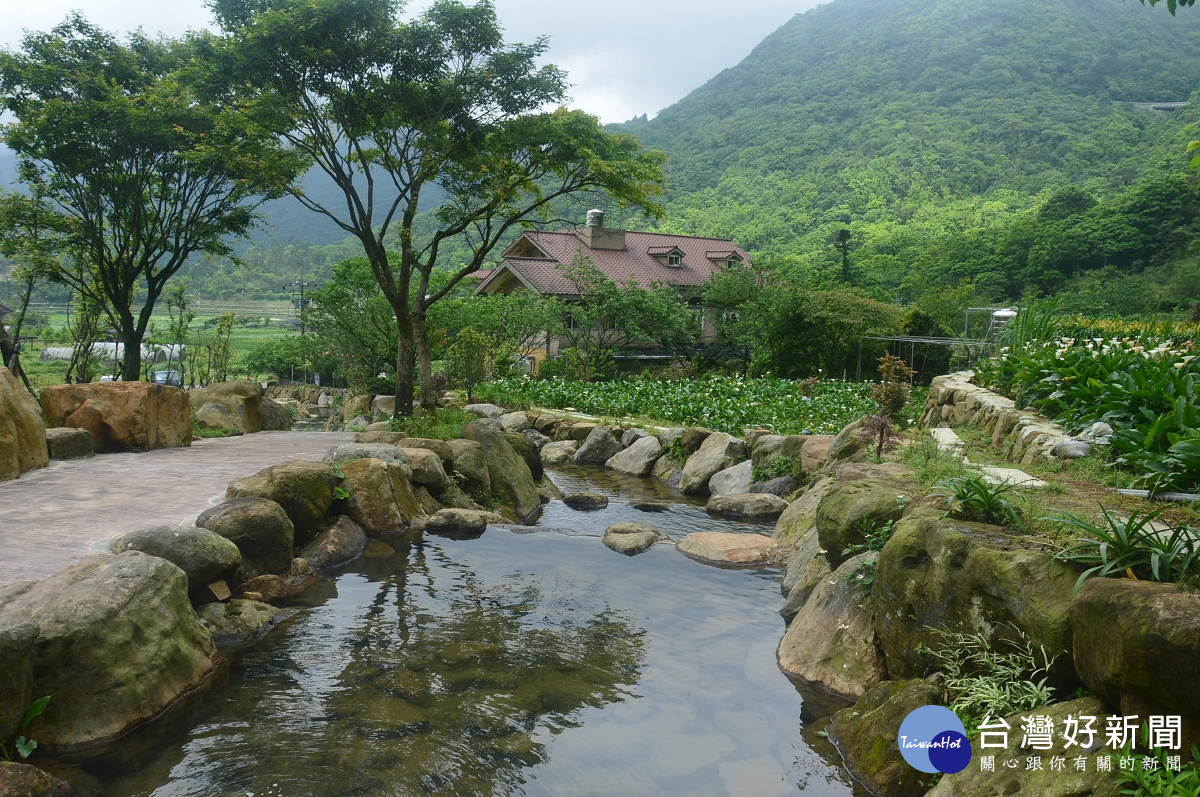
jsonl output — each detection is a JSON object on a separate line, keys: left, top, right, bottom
{"left": 209, "top": 0, "right": 666, "bottom": 414}
{"left": 0, "top": 15, "right": 305, "bottom": 380}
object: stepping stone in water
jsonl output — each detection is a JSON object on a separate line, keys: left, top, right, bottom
{"left": 677, "top": 531, "right": 774, "bottom": 568}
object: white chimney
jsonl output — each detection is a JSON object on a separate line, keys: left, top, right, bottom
{"left": 586, "top": 209, "right": 605, "bottom": 228}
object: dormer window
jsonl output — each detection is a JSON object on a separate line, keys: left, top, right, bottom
{"left": 667, "top": 253, "right": 682, "bottom": 267}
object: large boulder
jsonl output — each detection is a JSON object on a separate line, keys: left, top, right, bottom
{"left": 0, "top": 622, "right": 38, "bottom": 742}
{"left": 444, "top": 438, "right": 490, "bottom": 504}
{"left": 777, "top": 552, "right": 884, "bottom": 699}
{"left": 44, "top": 427, "right": 93, "bottom": 461}
{"left": 401, "top": 447, "right": 451, "bottom": 492}
{"left": 827, "top": 679, "right": 944, "bottom": 797}
{"left": 193, "top": 402, "right": 239, "bottom": 435}
{"left": 798, "top": 435, "right": 835, "bottom": 475}
{"left": 338, "top": 458, "right": 422, "bottom": 534}
{"left": 927, "top": 696, "right": 1120, "bottom": 797}
{"left": 298, "top": 516, "right": 368, "bottom": 570}
{"left": 500, "top": 431, "right": 543, "bottom": 482}
{"left": 708, "top": 460, "right": 755, "bottom": 496}
{"left": 225, "top": 460, "right": 340, "bottom": 545}
{"left": 188, "top": 381, "right": 263, "bottom": 435}
{"left": 651, "top": 453, "right": 685, "bottom": 488}
{"left": 197, "top": 599, "right": 290, "bottom": 650}
{"left": 706, "top": 493, "right": 789, "bottom": 520}
{"left": 197, "top": 497, "right": 295, "bottom": 578}
{"left": 750, "top": 434, "right": 786, "bottom": 470}
{"left": 540, "top": 439, "right": 578, "bottom": 466}
{"left": 603, "top": 522, "right": 667, "bottom": 556}
{"left": 39, "top": 382, "right": 191, "bottom": 454}
{"left": 826, "top": 418, "right": 867, "bottom": 464}
{"left": 679, "top": 433, "right": 747, "bottom": 495}
{"left": 1071, "top": 579, "right": 1200, "bottom": 748}
{"left": 401, "top": 438, "right": 455, "bottom": 472}
{"left": 657, "top": 427, "right": 686, "bottom": 450}
{"left": 773, "top": 477, "right": 833, "bottom": 546}
{"left": 605, "top": 435, "right": 662, "bottom": 476}
{"left": 573, "top": 426, "right": 625, "bottom": 466}
{"left": 750, "top": 475, "right": 800, "bottom": 497}
{"left": 678, "top": 426, "right": 713, "bottom": 457}
{"left": 873, "top": 514, "right": 1079, "bottom": 681}
{"left": 0, "top": 762, "right": 75, "bottom": 797}
{"left": 621, "top": 427, "right": 649, "bottom": 447}
{"left": 780, "top": 552, "right": 830, "bottom": 624}
{"left": 568, "top": 422, "right": 598, "bottom": 442}
{"left": 0, "top": 552, "right": 217, "bottom": 754}
{"left": 815, "top": 479, "right": 910, "bottom": 568}
{"left": 677, "top": 532, "right": 773, "bottom": 568}
{"left": 322, "top": 443, "right": 412, "bottom": 477}
{"left": 261, "top": 398, "right": 293, "bottom": 431}
{"left": 498, "top": 411, "right": 531, "bottom": 431}
{"left": 461, "top": 422, "right": 540, "bottom": 520}
{"left": 108, "top": 526, "right": 241, "bottom": 592}
{"left": 370, "top": 395, "right": 395, "bottom": 422}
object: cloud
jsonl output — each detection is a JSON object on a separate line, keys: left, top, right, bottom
{"left": 1, "top": 0, "right": 823, "bottom": 123}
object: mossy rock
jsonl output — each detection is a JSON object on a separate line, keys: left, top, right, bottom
{"left": 225, "top": 460, "right": 340, "bottom": 546}
{"left": 461, "top": 422, "right": 540, "bottom": 521}
{"left": 815, "top": 478, "right": 910, "bottom": 568}
{"left": 828, "top": 679, "right": 943, "bottom": 797}
{"left": 873, "top": 513, "right": 1079, "bottom": 683}
{"left": 197, "top": 497, "right": 296, "bottom": 578}
{"left": 773, "top": 477, "right": 832, "bottom": 546}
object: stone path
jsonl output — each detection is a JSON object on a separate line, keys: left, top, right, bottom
{"left": 0, "top": 431, "right": 354, "bottom": 586}
{"left": 929, "top": 427, "right": 1047, "bottom": 489}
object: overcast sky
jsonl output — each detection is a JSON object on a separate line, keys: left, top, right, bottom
{"left": 0, "top": 1, "right": 822, "bottom": 123}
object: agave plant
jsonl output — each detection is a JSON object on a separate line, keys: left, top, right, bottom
{"left": 1044, "top": 505, "right": 1200, "bottom": 592}
{"left": 932, "top": 474, "right": 1025, "bottom": 528}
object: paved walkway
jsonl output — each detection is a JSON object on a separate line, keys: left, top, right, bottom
{"left": 0, "top": 431, "right": 355, "bottom": 586}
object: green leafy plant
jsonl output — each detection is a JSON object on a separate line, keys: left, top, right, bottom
{"left": 1046, "top": 505, "right": 1200, "bottom": 592}
{"left": 0, "top": 696, "right": 50, "bottom": 762}
{"left": 1109, "top": 727, "right": 1200, "bottom": 797}
{"left": 918, "top": 628, "right": 1058, "bottom": 734}
{"left": 332, "top": 486, "right": 351, "bottom": 501}
{"left": 840, "top": 515, "right": 897, "bottom": 597}
{"left": 388, "top": 408, "right": 474, "bottom": 441}
{"left": 932, "top": 474, "right": 1024, "bottom": 528}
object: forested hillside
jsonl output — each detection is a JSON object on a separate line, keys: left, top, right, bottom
{"left": 615, "top": 0, "right": 1200, "bottom": 310}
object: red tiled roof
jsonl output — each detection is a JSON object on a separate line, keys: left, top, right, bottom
{"left": 482, "top": 229, "right": 750, "bottom": 297}
{"left": 464, "top": 269, "right": 492, "bottom": 280}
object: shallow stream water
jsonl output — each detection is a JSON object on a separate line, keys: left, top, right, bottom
{"left": 95, "top": 466, "right": 863, "bottom": 797}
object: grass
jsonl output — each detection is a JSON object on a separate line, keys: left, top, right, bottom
{"left": 388, "top": 408, "right": 474, "bottom": 440}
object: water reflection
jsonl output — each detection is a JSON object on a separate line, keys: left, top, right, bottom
{"left": 95, "top": 471, "right": 862, "bottom": 797}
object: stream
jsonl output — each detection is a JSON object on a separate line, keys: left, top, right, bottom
{"left": 93, "top": 466, "right": 863, "bottom": 797}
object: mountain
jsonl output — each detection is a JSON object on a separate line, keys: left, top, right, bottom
{"left": 613, "top": 0, "right": 1200, "bottom": 303}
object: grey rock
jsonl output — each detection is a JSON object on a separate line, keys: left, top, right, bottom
{"left": 197, "top": 599, "right": 289, "bottom": 650}
{"left": 261, "top": 399, "right": 293, "bottom": 431}
{"left": 621, "top": 427, "right": 649, "bottom": 447}
{"left": 603, "top": 522, "right": 667, "bottom": 556}
{"left": 750, "top": 434, "right": 785, "bottom": 469}
{"left": 631, "top": 499, "right": 671, "bottom": 512}
{"left": 708, "top": 459, "right": 754, "bottom": 495}
{"left": 464, "top": 403, "right": 506, "bottom": 419}
{"left": 1050, "top": 439, "right": 1092, "bottom": 459}
{"left": 750, "top": 476, "right": 799, "bottom": 497}
{"left": 197, "top": 496, "right": 296, "bottom": 578}
{"left": 109, "top": 525, "right": 242, "bottom": 591}
{"left": 540, "top": 439, "right": 578, "bottom": 466}
{"left": 679, "top": 433, "right": 747, "bottom": 495}
{"left": 706, "top": 492, "right": 789, "bottom": 520}
{"left": 563, "top": 491, "right": 609, "bottom": 511}
{"left": 322, "top": 443, "right": 413, "bottom": 478}
{"left": 298, "top": 516, "right": 367, "bottom": 570}
{"left": 499, "top": 411, "right": 531, "bottom": 431}
{"left": 522, "top": 428, "right": 552, "bottom": 450}
{"left": 574, "top": 426, "right": 625, "bottom": 466}
{"left": 425, "top": 508, "right": 490, "bottom": 535}
{"left": 45, "top": 427, "right": 94, "bottom": 460}
{"left": 657, "top": 427, "right": 687, "bottom": 450}
{"left": 605, "top": 435, "right": 662, "bottom": 476}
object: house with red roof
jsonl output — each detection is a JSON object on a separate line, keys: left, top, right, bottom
{"left": 474, "top": 210, "right": 748, "bottom": 369}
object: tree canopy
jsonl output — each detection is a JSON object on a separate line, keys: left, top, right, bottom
{"left": 208, "top": 0, "right": 667, "bottom": 413}
{"left": 0, "top": 15, "right": 305, "bottom": 379}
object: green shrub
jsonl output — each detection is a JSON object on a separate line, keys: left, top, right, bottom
{"left": 932, "top": 474, "right": 1025, "bottom": 528}
{"left": 917, "top": 628, "right": 1059, "bottom": 735}
{"left": 1046, "top": 505, "right": 1200, "bottom": 592}
{"left": 388, "top": 408, "right": 474, "bottom": 440}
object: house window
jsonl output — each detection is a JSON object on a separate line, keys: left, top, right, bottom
{"left": 667, "top": 253, "right": 682, "bottom": 267}
{"left": 727, "top": 257, "right": 741, "bottom": 268}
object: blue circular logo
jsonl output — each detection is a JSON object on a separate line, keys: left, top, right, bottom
{"left": 897, "top": 706, "right": 973, "bottom": 774}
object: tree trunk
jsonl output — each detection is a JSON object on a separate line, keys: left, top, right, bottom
{"left": 118, "top": 313, "right": 143, "bottom": 382}
{"left": 394, "top": 309, "right": 415, "bottom": 418}
{"left": 413, "top": 308, "right": 437, "bottom": 414}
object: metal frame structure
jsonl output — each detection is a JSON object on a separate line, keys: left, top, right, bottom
{"left": 855, "top": 307, "right": 1019, "bottom": 381}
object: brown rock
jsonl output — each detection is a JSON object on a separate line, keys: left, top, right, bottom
{"left": 0, "top": 762, "right": 74, "bottom": 797}
{"left": 0, "top": 367, "right": 48, "bottom": 480}
{"left": 44, "top": 427, "right": 93, "bottom": 461}
{"left": 225, "top": 460, "right": 339, "bottom": 545}
{"left": 676, "top": 532, "right": 774, "bottom": 568}
{"left": 338, "top": 458, "right": 422, "bottom": 534}
{"left": 39, "top": 382, "right": 191, "bottom": 453}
